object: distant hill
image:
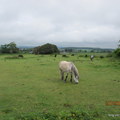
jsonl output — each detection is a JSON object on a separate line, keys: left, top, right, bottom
{"left": 60, "top": 47, "right": 114, "bottom": 49}
{"left": 59, "top": 47, "right": 114, "bottom": 53}
{"left": 18, "top": 46, "right": 114, "bottom": 53}
{"left": 18, "top": 46, "right": 35, "bottom": 49}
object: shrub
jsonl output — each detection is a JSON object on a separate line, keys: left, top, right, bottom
{"left": 71, "top": 54, "right": 75, "bottom": 56}
{"left": 62, "top": 54, "right": 68, "bottom": 57}
{"left": 114, "top": 48, "right": 120, "bottom": 57}
{"left": 54, "top": 54, "right": 57, "bottom": 57}
{"left": 18, "top": 54, "right": 24, "bottom": 58}
{"left": 99, "top": 56, "right": 104, "bottom": 59}
{"left": 85, "top": 54, "right": 88, "bottom": 57}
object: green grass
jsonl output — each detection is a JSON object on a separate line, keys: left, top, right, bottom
{"left": 0, "top": 54, "right": 120, "bottom": 120}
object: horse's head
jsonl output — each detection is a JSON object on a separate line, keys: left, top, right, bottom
{"left": 71, "top": 63, "right": 79, "bottom": 84}
{"left": 74, "top": 75, "right": 79, "bottom": 84}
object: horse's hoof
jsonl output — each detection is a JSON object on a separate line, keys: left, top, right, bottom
{"left": 75, "top": 82, "right": 79, "bottom": 84}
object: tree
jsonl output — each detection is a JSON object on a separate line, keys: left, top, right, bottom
{"left": 0, "top": 42, "right": 19, "bottom": 53}
{"left": 114, "top": 48, "right": 120, "bottom": 57}
{"left": 118, "top": 40, "right": 120, "bottom": 48}
{"left": 114, "top": 40, "right": 120, "bottom": 57}
{"left": 33, "top": 43, "right": 59, "bottom": 54}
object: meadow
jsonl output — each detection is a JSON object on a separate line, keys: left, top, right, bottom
{"left": 0, "top": 53, "right": 120, "bottom": 120}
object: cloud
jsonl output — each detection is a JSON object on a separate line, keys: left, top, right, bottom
{"left": 0, "top": 0, "right": 120, "bottom": 48}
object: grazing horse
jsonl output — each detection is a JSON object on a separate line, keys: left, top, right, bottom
{"left": 59, "top": 61, "right": 79, "bottom": 84}
{"left": 90, "top": 55, "right": 94, "bottom": 61}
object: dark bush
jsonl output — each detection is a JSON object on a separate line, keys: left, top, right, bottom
{"left": 54, "top": 54, "right": 57, "bottom": 57}
{"left": 114, "top": 48, "right": 120, "bottom": 57}
{"left": 62, "top": 54, "right": 68, "bottom": 57}
{"left": 18, "top": 54, "right": 24, "bottom": 58}
{"left": 100, "top": 56, "right": 104, "bottom": 59}
{"left": 85, "top": 54, "right": 88, "bottom": 57}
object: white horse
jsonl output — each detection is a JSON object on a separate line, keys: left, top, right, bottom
{"left": 59, "top": 61, "right": 79, "bottom": 84}
{"left": 90, "top": 55, "right": 94, "bottom": 61}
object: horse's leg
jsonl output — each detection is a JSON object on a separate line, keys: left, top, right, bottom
{"left": 70, "top": 72, "right": 72, "bottom": 82}
{"left": 60, "top": 70, "right": 64, "bottom": 80}
{"left": 90, "top": 58, "right": 92, "bottom": 61}
{"left": 65, "top": 73, "right": 68, "bottom": 82}
{"left": 62, "top": 72, "right": 64, "bottom": 80}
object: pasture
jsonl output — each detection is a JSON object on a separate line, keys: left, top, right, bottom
{"left": 0, "top": 54, "right": 120, "bottom": 120}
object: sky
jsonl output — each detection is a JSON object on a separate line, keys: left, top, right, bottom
{"left": 0, "top": 0, "right": 120, "bottom": 48}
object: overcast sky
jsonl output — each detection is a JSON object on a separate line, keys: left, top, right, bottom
{"left": 0, "top": 0, "right": 120, "bottom": 48}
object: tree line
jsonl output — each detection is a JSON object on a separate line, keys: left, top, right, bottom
{"left": 0, "top": 42, "right": 19, "bottom": 53}
{"left": 0, "top": 41, "right": 120, "bottom": 57}
{"left": 0, "top": 42, "right": 60, "bottom": 54}
{"left": 114, "top": 40, "right": 120, "bottom": 57}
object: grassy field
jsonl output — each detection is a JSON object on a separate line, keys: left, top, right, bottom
{"left": 0, "top": 53, "right": 120, "bottom": 120}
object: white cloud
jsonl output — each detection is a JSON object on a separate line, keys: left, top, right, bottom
{"left": 0, "top": 0, "right": 120, "bottom": 48}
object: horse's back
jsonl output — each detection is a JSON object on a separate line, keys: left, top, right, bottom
{"left": 59, "top": 61, "right": 72, "bottom": 72}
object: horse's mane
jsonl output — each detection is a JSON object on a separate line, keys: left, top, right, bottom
{"left": 71, "top": 62, "right": 79, "bottom": 78}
